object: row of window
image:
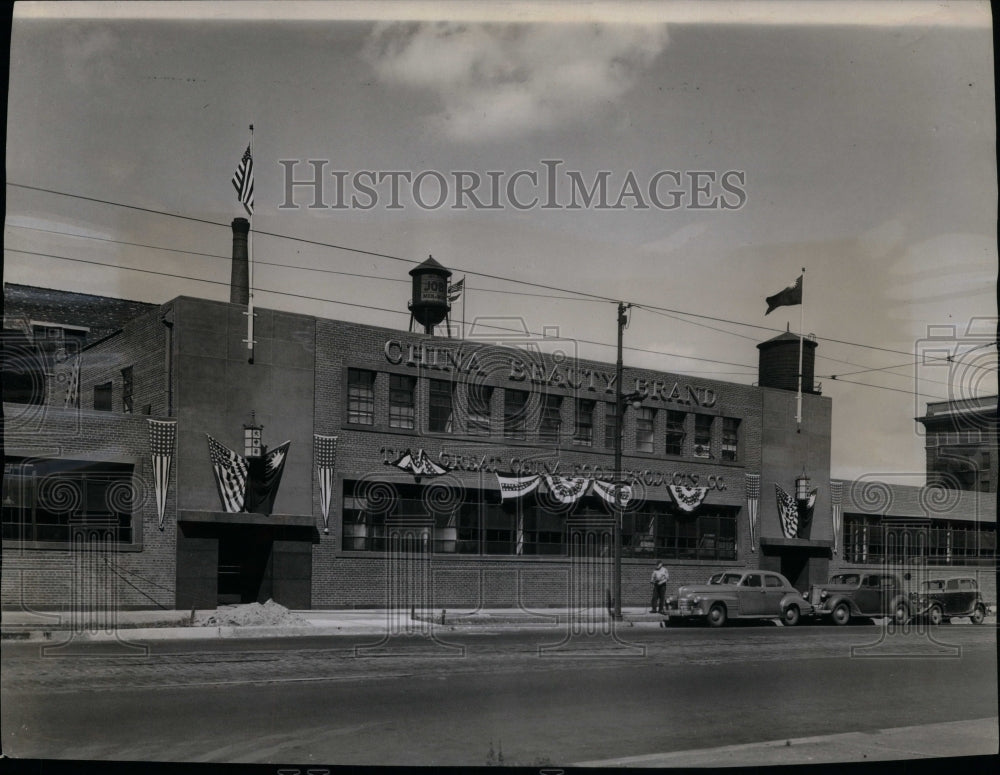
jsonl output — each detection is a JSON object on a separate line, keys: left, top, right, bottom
{"left": 928, "top": 429, "right": 993, "bottom": 445}
{"left": 843, "top": 515, "right": 996, "bottom": 565}
{"left": 2, "top": 458, "right": 136, "bottom": 545}
{"left": 349, "top": 369, "right": 740, "bottom": 460}
{"left": 341, "top": 481, "right": 738, "bottom": 559}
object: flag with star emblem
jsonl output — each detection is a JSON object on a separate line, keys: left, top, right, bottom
{"left": 207, "top": 434, "right": 248, "bottom": 513}
{"left": 149, "top": 419, "right": 177, "bottom": 529}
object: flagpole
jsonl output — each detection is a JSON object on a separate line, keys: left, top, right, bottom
{"left": 247, "top": 124, "right": 255, "bottom": 365}
{"left": 796, "top": 267, "right": 805, "bottom": 431}
{"left": 461, "top": 275, "right": 467, "bottom": 340}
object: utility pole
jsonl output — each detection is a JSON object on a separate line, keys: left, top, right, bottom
{"left": 612, "top": 301, "right": 629, "bottom": 621}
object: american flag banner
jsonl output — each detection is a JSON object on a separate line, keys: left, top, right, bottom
{"left": 315, "top": 434, "right": 338, "bottom": 533}
{"left": 775, "top": 483, "right": 799, "bottom": 539}
{"left": 542, "top": 475, "right": 590, "bottom": 505}
{"left": 591, "top": 479, "right": 633, "bottom": 508}
{"left": 447, "top": 277, "right": 465, "bottom": 302}
{"left": 745, "top": 473, "right": 760, "bottom": 551}
{"left": 496, "top": 472, "right": 542, "bottom": 501}
{"left": 62, "top": 352, "right": 81, "bottom": 408}
{"left": 148, "top": 419, "right": 177, "bottom": 530}
{"left": 830, "top": 480, "right": 843, "bottom": 554}
{"left": 232, "top": 144, "right": 254, "bottom": 215}
{"left": 393, "top": 448, "right": 448, "bottom": 477}
{"left": 668, "top": 485, "right": 709, "bottom": 513}
{"left": 206, "top": 434, "right": 248, "bottom": 513}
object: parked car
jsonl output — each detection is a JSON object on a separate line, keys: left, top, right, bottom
{"left": 665, "top": 570, "right": 811, "bottom": 627}
{"left": 909, "top": 577, "right": 988, "bottom": 625}
{"left": 808, "top": 572, "right": 910, "bottom": 625}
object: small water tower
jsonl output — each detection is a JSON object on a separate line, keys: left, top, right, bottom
{"left": 757, "top": 328, "right": 819, "bottom": 394}
{"left": 408, "top": 255, "right": 452, "bottom": 336}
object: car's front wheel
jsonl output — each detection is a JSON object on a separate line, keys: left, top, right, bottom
{"left": 782, "top": 605, "right": 801, "bottom": 627}
{"left": 892, "top": 603, "right": 910, "bottom": 625}
{"left": 831, "top": 603, "right": 851, "bottom": 626}
{"left": 970, "top": 605, "right": 986, "bottom": 625}
{"left": 707, "top": 603, "right": 727, "bottom": 627}
{"left": 927, "top": 605, "right": 943, "bottom": 626}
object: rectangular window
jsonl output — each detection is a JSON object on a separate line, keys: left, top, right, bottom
{"left": 603, "top": 403, "right": 619, "bottom": 450}
{"left": 665, "top": 411, "right": 686, "bottom": 456}
{"left": 635, "top": 407, "right": 655, "bottom": 453}
{"left": 574, "top": 399, "right": 595, "bottom": 446}
{"left": 539, "top": 395, "right": 562, "bottom": 442}
{"left": 94, "top": 382, "right": 112, "bottom": 412}
{"left": 2, "top": 457, "right": 135, "bottom": 546}
{"left": 347, "top": 369, "right": 375, "bottom": 425}
{"left": 722, "top": 418, "right": 740, "bottom": 461}
{"left": 121, "top": 367, "right": 134, "bottom": 414}
{"left": 388, "top": 374, "right": 416, "bottom": 429}
{"left": 646, "top": 506, "right": 737, "bottom": 561}
{"left": 693, "top": 414, "right": 713, "bottom": 458}
{"left": 428, "top": 379, "right": 454, "bottom": 433}
{"left": 504, "top": 389, "right": 529, "bottom": 439}
{"left": 466, "top": 384, "right": 493, "bottom": 436}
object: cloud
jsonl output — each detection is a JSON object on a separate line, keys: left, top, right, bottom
{"left": 363, "top": 22, "right": 668, "bottom": 140}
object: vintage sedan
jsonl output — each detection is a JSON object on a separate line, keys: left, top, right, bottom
{"left": 909, "top": 577, "right": 988, "bottom": 625}
{"left": 808, "top": 572, "right": 910, "bottom": 625}
{"left": 665, "top": 570, "right": 811, "bottom": 627}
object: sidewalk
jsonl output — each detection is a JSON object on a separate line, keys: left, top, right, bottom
{"left": 0, "top": 606, "right": 660, "bottom": 642}
{"left": 573, "top": 717, "right": 999, "bottom": 767}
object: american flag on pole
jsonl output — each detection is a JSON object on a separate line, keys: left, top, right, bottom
{"left": 232, "top": 144, "right": 254, "bottom": 215}
{"left": 830, "top": 480, "right": 843, "bottom": 554}
{"left": 149, "top": 419, "right": 177, "bottom": 530}
{"left": 315, "top": 434, "right": 338, "bottom": 533}
{"left": 745, "top": 473, "right": 760, "bottom": 552}
{"left": 447, "top": 277, "right": 465, "bottom": 303}
{"left": 775, "top": 483, "right": 799, "bottom": 539}
{"left": 207, "top": 434, "right": 248, "bottom": 513}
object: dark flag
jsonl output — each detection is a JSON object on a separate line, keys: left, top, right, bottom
{"left": 765, "top": 275, "right": 803, "bottom": 315}
{"left": 244, "top": 441, "right": 291, "bottom": 515}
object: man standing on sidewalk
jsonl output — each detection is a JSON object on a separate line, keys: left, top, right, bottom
{"left": 650, "top": 561, "right": 669, "bottom": 614}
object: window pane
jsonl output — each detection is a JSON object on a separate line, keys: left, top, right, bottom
{"left": 574, "top": 399, "right": 594, "bottom": 446}
{"left": 504, "top": 389, "right": 528, "bottom": 439}
{"left": 694, "top": 415, "right": 712, "bottom": 458}
{"left": 665, "top": 411, "right": 685, "bottom": 455}
{"left": 635, "top": 407, "right": 655, "bottom": 453}
{"left": 347, "top": 369, "right": 375, "bottom": 425}
{"left": 94, "top": 382, "right": 112, "bottom": 412}
{"left": 539, "top": 395, "right": 562, "bottom": 442}
{"left": 388, "top": 374, "right": 416, "bottom": 429}
{"left": 467, "top": 384, "right": 492, "bottom": 436}
{"left": 722, "top": 418, "right": 739, "bottom": 461}
{"left": 428, "top": 379, "right": 454, "bottom": 433}
{"left": 603, "top": 403, "right": 618, "bottom": 449}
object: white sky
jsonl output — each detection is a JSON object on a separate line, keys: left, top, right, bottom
{"left": 5, "top": 1, "right": 997, "bottom": 483}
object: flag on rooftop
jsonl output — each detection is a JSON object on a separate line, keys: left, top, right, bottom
{"left": 447, "top": 277, "right": 465, "bottom": 303}
{"left": 232, "top": 144, "right": 254, "bottom": 216}
{"left": 765, "top": 275, "right": 803, "bottom": 315}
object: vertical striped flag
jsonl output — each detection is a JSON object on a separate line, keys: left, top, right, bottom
{"left": 830, "top": 480, "right": 843, "bottom": 554}
{"left": 232, "top": 144, "right": 254, "bottom": 216}
{"left": 745, "top": 473, "right": 760, "bottom": 552}
{"left": 315, "top": 434, "right": 338, "bottom": 532}
{"left": 206, "top": 434, "right": 248, "bottom": 512}
{"left": 149, "top": 419, "right": 177, "bottom": 530}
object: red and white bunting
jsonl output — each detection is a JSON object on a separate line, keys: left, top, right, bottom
{"left": 314, "top": 434, "right": 338, "bottom": 533}
{"left": 668, "top": 484, "right": 708, "bottom": 513}
{"left": 542, "top": 475, "right": 590, "bottom": 505}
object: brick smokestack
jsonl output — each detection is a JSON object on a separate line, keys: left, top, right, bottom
{"left": 230, "top": 217, "right": 250, "bottom": 304}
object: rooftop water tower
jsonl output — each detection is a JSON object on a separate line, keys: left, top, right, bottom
{"left": 408, "top": 255, "right": 453, "bottom": 336}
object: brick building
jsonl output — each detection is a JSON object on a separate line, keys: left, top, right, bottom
{"left": 2, "top": 224, "right": 996, "bottom": 611}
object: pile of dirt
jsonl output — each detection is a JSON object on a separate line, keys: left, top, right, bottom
{"left": 195, "top": 599, "right": 311, "bottom": 628}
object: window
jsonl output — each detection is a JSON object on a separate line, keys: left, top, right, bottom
{"left": 765, "top": 575, "right": 784, "bottom": 588}
{"left": 635, "top": 407, "right": 655, "bottom": 453}
{"left": 504, "top": 389, "right": 529, "bottom": 439}
{"left": 647, "top": 506, "right": 737, "bottom": 560}
{"left": 428, "top": 379, "right": 454, "bottom": 433}
{"left": 574, "top": 400, "right": 595, "bottom": 446}
{"left": 121, "top": 367, "right": 134, "bottom": 414}
{"left": 388, "top": 374, "right": 416, "bottom": 429}
{"left": 2, "top": 457, "right": 135, "bottom": 545}
{"left": 94, "top": 382, "right": 112, "bottom": 412}
{"left": 843, "top": 515, "right": 996, "bottom": 565}
{"left": 665, "top": 411, "right": 686, "bottom": 455}
{"left": 742, "top": 574, "right": 762, "bottom": 587}
{"left": 603, "top": 403, "right": 619, "bottom": 450}
{"left": 693, "top": 415, "right": 713, "bottom": 458}
{"left": 466, "top": 384, "right": 493, "bottom": 436}
{"left": 347, "top": 369, "right": 375, "bottom": 425}
{"left": 539, "top": 395, "right": 562, "bottom": 442}
{"left": 722, "top": 418, "right": 740, "bottom": 461}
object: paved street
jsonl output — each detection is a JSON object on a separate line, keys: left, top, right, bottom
{"left": 2, "top": 622, "right": 996, "bottom": 766}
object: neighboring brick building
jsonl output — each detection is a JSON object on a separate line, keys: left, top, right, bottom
{"left": 917, "top": 395, "right": 998, "bottom": 494}
{"left": 2, "top": 227, "right": 995, "bottom": 611}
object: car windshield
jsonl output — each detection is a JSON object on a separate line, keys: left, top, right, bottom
{"left": 708, "top": 574, "right": 724, "bottom": 584}
{"left": 922, "top": 580, "right": 945, "bottom": 591}
{"left": 720, "top": 573, "right": 743, "bottom": 585}
{"left": 829, "top": 574, "right": 860, "bottom": 585}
